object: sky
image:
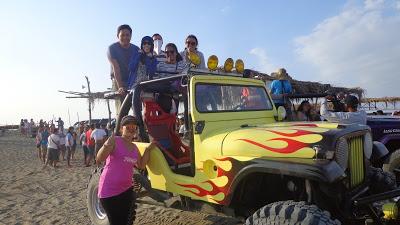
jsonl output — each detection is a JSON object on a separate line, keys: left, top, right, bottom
{"left": 1, "top": 0, "right": 399, "bottom": 125}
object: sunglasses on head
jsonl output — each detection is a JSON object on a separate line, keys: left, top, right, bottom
{"left": 186, "top": 41, "right": 196, "bottom": 46}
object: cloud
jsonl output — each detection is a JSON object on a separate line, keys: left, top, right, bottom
{"left": 249, "top": 47, "right": 276, "bottom": 73}
{"left": 295, "top": 0, "right": 400, "bottom": 97}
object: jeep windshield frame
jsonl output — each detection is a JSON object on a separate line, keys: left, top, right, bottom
{"left": 195, "top": 82, "right": 274, "bottom": 113}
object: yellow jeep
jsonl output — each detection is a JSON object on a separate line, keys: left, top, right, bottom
{"left": 87, "top": 66, "right": 400, "bottom": 225}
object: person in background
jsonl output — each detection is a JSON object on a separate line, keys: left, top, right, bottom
{"left": 296, "top": 100, "right": 320, "bottom": 121}
{"left": 97, "top": 116, "right": 154, "bottom": 225}
{"left": 80, "top": 125, "right": 89, "bottom": 165}
{"left": 320, "top": 95, "right": 367, "bottom": 125}
{"left": 85, "top": 124, "right": 96, "bottom": 167}
{"left": 102, "top": 123, "right": 109, "bottom": 137}
{"left": 156, "top": 43, "right": 185, "bottom": 74}
{"left": 71, "top": 131, "right": 78, "bottom": 160}
{"left": 91, "top": 123, "right": 107, "bottom": 161}
{"left": 45, "top": 128, "right": 60, "bottom": 168}
{"left": 128, "top": 36, "right": 157, "bottom": 88}
{"left": 36, "top": 127, "right": 43, "bottom": 161}
{"left": 152, "top": 33, "right": 166, "bottom": 60}
{"left": 58, "top": 130, "right": 66, "bottom": 161}
{"left": 65, "top": 126, "right": 74, "bottom": 167}
{"left": 40, "top": 126, "right": 50, "bottom": 164}
{"left": 180, "top": 34, "right": 205, "bottom": 69}
{"left": 20, "top": 119, "right": 25, "bottom": 135}
{"left": 39, "top": 119, "right": 44, "bottom": 128}
{"left": 269, "top": 68, "right": 293, "bottom": 118}
{"left": 56, "top": 117, "right": 64, "bottom": 132}
{"left": 108, "top": 24, "right": 140, "bottom": 114}
{"left": 178, "top": 117, "right": 186, "bottom": 137}
{"left": 376, "top": 110, "right": 384, "bottom": 115}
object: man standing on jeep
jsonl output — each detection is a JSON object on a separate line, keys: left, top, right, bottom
{"left": 320, "top": 95, "right": 367, "bottom": 125}
{"left": 108, "top": 24, "right": 140, "bottom": 114}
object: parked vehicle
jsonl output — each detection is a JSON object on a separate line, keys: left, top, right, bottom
{"left": 87, "top": 63, "right": 400, "bottom": 224}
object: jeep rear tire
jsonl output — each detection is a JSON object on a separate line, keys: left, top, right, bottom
{"left": 245, "top": 201, "right": 340, "bottom": 225}
{"left": 87, "top": 168, "right": 109, "bottom": 225}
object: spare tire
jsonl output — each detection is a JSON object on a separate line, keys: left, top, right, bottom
{"left": 246, "top": 201, "right": 340, "bottom": 225}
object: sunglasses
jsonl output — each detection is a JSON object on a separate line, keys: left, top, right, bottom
{"left": 143, "top": 42, "right": 151, "bottom": 46}
{"left": 186, "top": 41, "right": 196, "bottom": 46}
{"left": 124, "top": 124, "right": 137, "bottom": 131}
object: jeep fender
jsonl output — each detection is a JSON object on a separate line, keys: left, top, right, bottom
{"left": 225, "top": 159, "right": 345, "bottom": 205}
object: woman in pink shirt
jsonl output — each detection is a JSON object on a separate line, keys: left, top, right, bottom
{"left": 96, "top": 115, "right": 154, "bottom": 225}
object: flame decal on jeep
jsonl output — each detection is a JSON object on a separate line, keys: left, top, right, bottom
{"left": 237, "top": 138, "right": 309, "bottom": 154}
{"left": 175, "top": 157, "right": 240, "bottom": 205}
{"left": 235, "top": 128, "right": 323, "bottom": 154}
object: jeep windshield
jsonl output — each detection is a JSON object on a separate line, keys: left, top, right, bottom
{"left": 195, "top": 83, "right": 273, "bottom": 112}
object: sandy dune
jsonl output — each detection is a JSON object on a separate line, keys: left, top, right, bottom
{"left": 0, "top": 130, "right": 241, "bottom": 225}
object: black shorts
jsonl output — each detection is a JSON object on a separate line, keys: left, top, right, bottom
{"left": 87, "top": 145, "right": 95, "bottom": 155}
{"left": 47, "top": 148, "right": 59, "bottom": 161}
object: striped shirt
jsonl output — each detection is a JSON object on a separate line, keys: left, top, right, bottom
{"left": 155, "top": 61, "right": 187, "bottom": 79}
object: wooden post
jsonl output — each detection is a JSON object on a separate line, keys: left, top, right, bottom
{"left": 106, "top": 99, "right": 112, "bottom": 123}
{"left": 85, "top": 76, "right": 92, "bottom": 124}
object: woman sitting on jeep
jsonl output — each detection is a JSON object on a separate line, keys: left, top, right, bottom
{"left": 156, "top": 43, "right": 186, "bottom": 76}
{"left": 296, "top": 100, "right": 321, "bottom": 121}
{"left": 180, "top": 34, "right": 206, "bottom": 69}
{"left": 128, "top": 36, "right": 157, "bottom": 88}
{"left": 96, "top": 115, "right": 154, "bottom": 225}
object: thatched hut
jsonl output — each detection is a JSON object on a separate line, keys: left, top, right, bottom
{"left": 249, "top": 70, "right": 365, "bottom": 99}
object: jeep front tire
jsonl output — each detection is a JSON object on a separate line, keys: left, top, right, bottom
{"left": 245, "top": 201, "right": 340, "bottom": 225}
{"left": 87, "top": 168, "right": 109, "bottom": 225}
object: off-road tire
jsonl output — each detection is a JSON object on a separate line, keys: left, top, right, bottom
{"left": 368, "top": 166, "right": 397, "bottom": 194}
{"left": 383, "top": 149, "right": 400, "bottom": 176}
{"left": 245, "top": 201, "right": 340, "bottom": 225}
{"left": 87, "top": 168, "right": 109, "bottom": 225}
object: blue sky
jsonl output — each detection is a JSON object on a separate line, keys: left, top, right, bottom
{"left": 1, "top": 0, "right": 399, "bottom": 125}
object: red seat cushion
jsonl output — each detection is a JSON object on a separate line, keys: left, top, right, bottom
{"left": 143, "top": 100, "right": 190, "bottom": 165}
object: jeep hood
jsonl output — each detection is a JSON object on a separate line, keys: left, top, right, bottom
{"left": 221, "top": 122, "right": 339, "bottom": 159}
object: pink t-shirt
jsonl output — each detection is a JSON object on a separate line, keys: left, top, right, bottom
{"left": 98, "top": 137, "right": 138, "bottom": 198}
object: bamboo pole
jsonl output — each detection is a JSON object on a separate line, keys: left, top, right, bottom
{"left": 85, "top": 76, "right": 92, "bottom": 124}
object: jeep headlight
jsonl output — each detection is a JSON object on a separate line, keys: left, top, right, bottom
{"left": 335, "top": 137, "right": 349, "bottom": 170}
{"left": 313, "top": 145, "right": 335, "bottom": 160}
{"left": 364, "top": 132, "right": 373, "bottom": 159}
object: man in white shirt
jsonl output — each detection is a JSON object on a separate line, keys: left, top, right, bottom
{"left": 45, "top": 128, "right": 60, "bottom": 168}
{"left": 320, "top": 95, "right": 367, "bottom": 125}
{"left": 58, "top": 131, "right": 66, "bottom": 161}
{"left": 91, "top": 123, "right": 107, "bottom": 159}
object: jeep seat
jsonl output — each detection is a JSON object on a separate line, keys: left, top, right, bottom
{"left": 143, "top": 100, "right": 190, "bottom": 165}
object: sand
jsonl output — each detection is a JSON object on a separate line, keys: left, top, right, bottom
{"left": 0, "top": 130, "right": 241, "bottom": 225}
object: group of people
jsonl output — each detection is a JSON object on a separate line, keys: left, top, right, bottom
{"left": 108, "top": 24, "right": 206, "bottom": 113}
{"left": 20, "top": 117, "right": 64, "bottom": 137}
{"left": 36, "top": 125, "right": 77, "bottom": 168}
{"left": 263, "top": 67, "right": 367, "bottom": 124}
{"left": 32, "top": 117, "right": 111, "bottom": 168}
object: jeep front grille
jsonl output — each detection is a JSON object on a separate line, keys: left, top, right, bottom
{"left": 348, "top": 136, "right": 365, "bottom": 188}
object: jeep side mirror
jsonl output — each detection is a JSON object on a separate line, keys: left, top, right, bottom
{"left": 277, "top": 106, "right": 286, "bottom": 121}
